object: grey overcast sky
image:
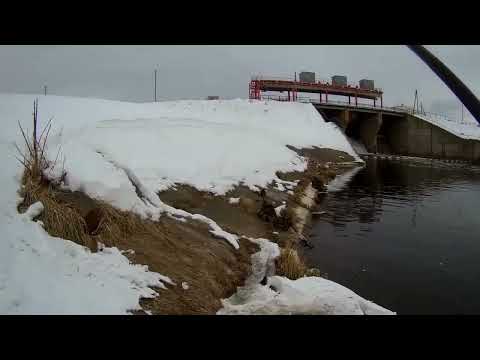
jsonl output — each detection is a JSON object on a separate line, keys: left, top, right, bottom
{"left": 1, "top": 45, "right": 479, "bottom": 122}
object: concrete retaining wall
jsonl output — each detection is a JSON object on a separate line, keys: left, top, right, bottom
{"left": 383, "top": 116, "right": 409, "bottom": 155}
{"left": 321, "top": 106, "right": 480, "bottom": 161}
{"left": 337, "top": 109, "right": 350, "bottom": 130}
{"left": 406, "top": 115, "right": 480, "bottom": 161}
{"left": 359, "top": 113, "right": 382, "bottom": 153}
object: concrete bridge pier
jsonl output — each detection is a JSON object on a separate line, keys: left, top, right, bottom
{"left": 359, "top": 112, "right": 383, "bottom": 153}
{"left": 314, "top": 102, "right": 480, "bottom": 162}
{"left": 337, "top": 109, "right": 351, "bottom": 130}
{"left": 322, "top": 108, "right": 383, "bottom": 154}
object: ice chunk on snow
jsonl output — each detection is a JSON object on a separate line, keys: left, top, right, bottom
{"left": 255, "top": 276, "right": 395, "bottom": 315}
{"left": 23, "top": 202, "right": 44, "bottom": 221}
{"left": 218, "top": 238, "right": 394, "bottom": 315}
{"left": 274, "top": 204, "right": 286, "bottom": 217}
{"left": 274, "top": 179, "right": 298, "bottom": 192}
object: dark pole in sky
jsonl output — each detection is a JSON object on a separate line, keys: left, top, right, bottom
{"left": 407, "top": 45, "right": 480, "bottom": 124}
{"left": 412, "top": 89, "right": 418, "bottom": 114}
{"left": 154, "top": 69, "right": 157, "bottom": 102}
{"left": 44, "top": 85, "right": 47, "bottom": 96}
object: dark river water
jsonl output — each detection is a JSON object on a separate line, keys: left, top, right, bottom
{"left": 306, "top": 158, "right": 480, "bottom": 314}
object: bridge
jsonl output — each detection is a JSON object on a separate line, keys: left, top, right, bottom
{"left": 249, "top": 76, "right": 480, "bottom": 162}
{"left": 249, "top": 75, "right": 384, "bottom": 107}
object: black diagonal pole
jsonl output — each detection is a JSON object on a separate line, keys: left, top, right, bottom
{"left": 407, "top": 45, "right": 480, "bottom": 124}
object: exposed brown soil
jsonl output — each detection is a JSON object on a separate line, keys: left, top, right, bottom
{"left": 20, "top": 184, "right": 259, "bottom": 315}
{"left": 286, "top": 145, "right": 356, "bottom": 163}
{"left": 159, "top": 182, "right": 299, "bottom": 249}
{"left": 130, "top": 219, "right": 259, "bottom": 315}
{"left": 158, "top": 184, "right": 274, "bottom": 240}
{"left": 17, "top": 144, "right": 360, "bottom": 314}
{"left": 157, "top": 146, "right": 360, "bottom": 282}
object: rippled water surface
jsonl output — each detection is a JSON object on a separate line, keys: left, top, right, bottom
{"left": 307, "top": 159, "right": 480, "bottom": 314}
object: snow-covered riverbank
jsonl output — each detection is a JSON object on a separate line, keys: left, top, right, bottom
{"left": 0, "top": 94, "right": 392, "bottom": 314}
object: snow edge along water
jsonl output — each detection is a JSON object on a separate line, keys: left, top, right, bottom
{"left": 0, "top": 95, "right": 367, "bottom": 314}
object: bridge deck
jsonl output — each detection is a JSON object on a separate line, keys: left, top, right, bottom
{"left": 252, "top": 79, "right": 382, "bottom": 100}
{"left": 261, "top": 95, "right": 405, "bottom": 116}
{"left": 312, "top": 100, "right": 404, "bottom": 116}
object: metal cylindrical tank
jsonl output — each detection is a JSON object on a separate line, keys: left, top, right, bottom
{"left": 359, "top": 79, "right": 375, "bottom": 90}
{"left": 299, "top": 72, "right": 315, "bottom": 83}
{"left": 332, "top": 75, "right": 347, "bottom": 86}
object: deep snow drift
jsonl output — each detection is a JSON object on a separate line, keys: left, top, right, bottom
{"left": 0, "top": 94, "right": 379, "bottom": 315}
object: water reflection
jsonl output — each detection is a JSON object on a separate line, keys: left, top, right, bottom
{"left": 307, "top": 159, "right": 480, "bottom": 314}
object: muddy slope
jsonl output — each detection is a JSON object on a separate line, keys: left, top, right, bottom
{"left": 28, "top": 188, "right": 259, "bottom": 315}
{"left": 19, "top": 145, "right": 359, "bottom": 314}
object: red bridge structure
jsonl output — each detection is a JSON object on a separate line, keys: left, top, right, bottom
{"left": 249, "top": 74, "right": 383, "bottom": 108}
{"left": 247, "top": 73, "right": 480, "bottom": 162}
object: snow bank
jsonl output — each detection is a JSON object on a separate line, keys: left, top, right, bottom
{"left": 23, "top": 202, "right": 44, "bottom": 221}
{"left": 0, "top": 93, "right": 360, "bottom": 314}
{"left": 0, "top": 143, "right": 172, "bottom": 314}
{"left": 218, "top": 238, "right": 394, "bottom": 315}
{"left": 0, "top": 94, "right": 359, "bottom": 200}
{"left": 1, "top": 94, "right": 359, "bottom": 243}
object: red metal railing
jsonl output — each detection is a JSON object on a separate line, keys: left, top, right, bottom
{"left": 250, "top": 75, "right": 383, "bottom": 93}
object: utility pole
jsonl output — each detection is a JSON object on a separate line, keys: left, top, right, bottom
{"left": 154, "top": 69, "right": 157, "bottom": 102}
{"left": 44, "top": 85, "right": 47, "bottom": 96}
{"left": 412, "top": 89, "right": 418, "bottom": 114}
